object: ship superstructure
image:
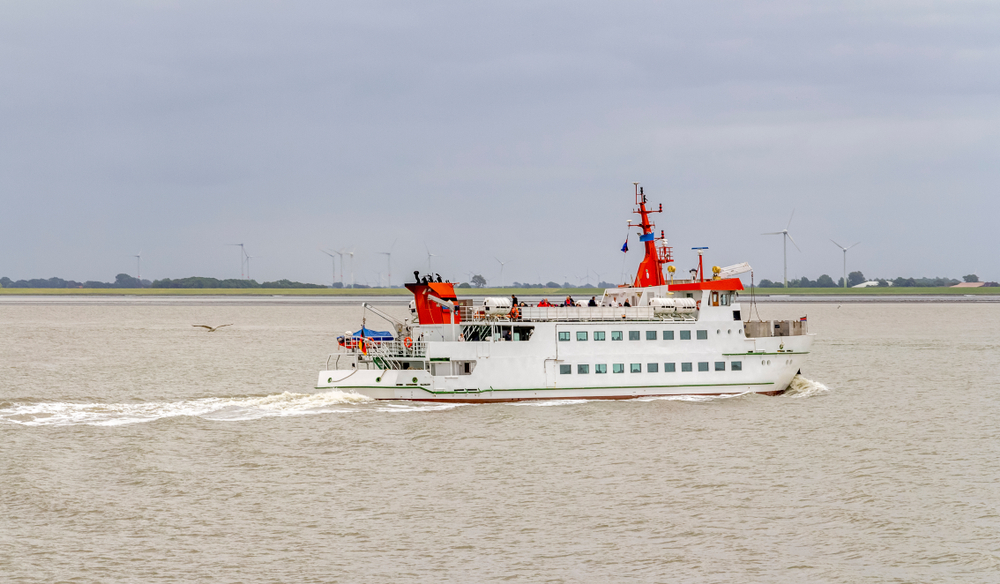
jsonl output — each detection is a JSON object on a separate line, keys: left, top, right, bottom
{"left": 316, "top": 185, "right": 812, "bottom": 401}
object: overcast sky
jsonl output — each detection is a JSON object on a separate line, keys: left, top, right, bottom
{"left": 2, "top": 1, "right": 998, "bottom": 286}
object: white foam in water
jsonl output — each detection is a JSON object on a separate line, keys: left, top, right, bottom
{"left": 784, "top": 374, "right": 831, "bottom": 398}
{"left": 0, "top": 391, "right": 374, "bottom": 427}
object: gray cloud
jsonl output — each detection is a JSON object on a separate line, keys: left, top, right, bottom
{"left": 2, "top": 1, "right": 998, "bottom": 285}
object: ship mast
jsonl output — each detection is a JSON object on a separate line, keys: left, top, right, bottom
{"left": 631, "top": 183, "right": 673, "bottom": 287}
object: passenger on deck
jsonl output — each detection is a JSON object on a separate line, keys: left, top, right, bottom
{"left": 511, "top": 294, "right": 518, "bottom": 306}
{"left": 623, "top": 299, "right": 631, "bottom": 307}
{"left": 588, "top": 296, "right": 598, "bottom": 307}
{"left": 538, "top": 299, "right": 553, "bottom": 307}
{"left": 564, "top": 296, "right": 574, "bottom": 306}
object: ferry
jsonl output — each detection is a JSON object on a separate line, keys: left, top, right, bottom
{"left": 316, "top": 185, "right": 813, "bottom": 402}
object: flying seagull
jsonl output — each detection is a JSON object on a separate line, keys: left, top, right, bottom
{"left": 192, "top": 324, "right": 233, "bottom": 332}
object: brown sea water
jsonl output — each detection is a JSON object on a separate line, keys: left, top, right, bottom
{"left": 2, "top": 299, "right": 999, "bottom": 583}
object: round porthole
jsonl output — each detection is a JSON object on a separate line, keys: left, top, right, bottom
{"left": 716, "top": 329, "right": 720, "bottom": 334}
{"left": 328, "top": 377, "right": 333, "bottom": 383}
{"left": 375, "top": 377, "right": 381, "bottom": 382}
{"left": 767, "top": 360, "right": 771, "bottom": 365}
{"left": 728, "top": 329, "right": 731, "bottom": 334}
{"left": 412, "top": 377, "right": 418, "bottom": 383}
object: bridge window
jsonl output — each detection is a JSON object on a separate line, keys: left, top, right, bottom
{"left": 559, "top": 364, "right": 571, "bottom": 374}
{"left": 665, "top": 362, "right": 676, "bottom": 372}
{"left": 630, "top": 363, "right": 641, "bottom": 373}
{"left": 611, "top": 331, "right": 623, "bottom": 341}
{"left": 594, "top": 331, "right": 606, "bottom": 341}
{"left": 663, "top": 330, "right": 674, "bottom": 340}
{"left": 645, "top": 331, "right": 657, "bottom": 341}
{"left": 698, "top": 362, "right": 709, "bottom": 372}
{"left": 629, "top": 331, "right": 640, "bottom": 341}
{"left": 577, "top": 364, "right": 589, "bottom": 374}
{"left": 576, "top": 331, "right": 588, "bottom": 341}
{"left": 715, "top": 362, "right": 725, "bottom": 371}
{"left": 697, "top": 330, "right": 708, "bottom": 340}
{"left": 558, "top": 331, "right": 570, "bottom": 342}
{"left": 613, "top": 363, "right": 624, "bottom": 374}
{"left": 681, "top": 362, "right": 692, "bottom": 372}
{"left": 647, "top": 363, "right": 658, "bottom": 373}
{"left": 595, "top": 364, "right": 607, "bottom": 374}
{"left": 731, "top": 361, "right": 742, "bottom": 371}
{"left": 680, "top": 330, "right": 691, "bottom": 340}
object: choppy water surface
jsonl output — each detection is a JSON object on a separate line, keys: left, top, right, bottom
{"left": 2, "top": 300, "right": 998, "bottom": 582}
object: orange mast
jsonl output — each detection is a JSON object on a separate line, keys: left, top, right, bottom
{"left": 632, "top": 183, "right": 673, "bottom": 287}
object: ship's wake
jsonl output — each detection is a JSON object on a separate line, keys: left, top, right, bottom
{"left": 0, "top": 390, "right": 374, "bottom": 427}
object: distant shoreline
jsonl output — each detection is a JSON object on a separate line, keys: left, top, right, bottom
{"left": 1, "top": 287, "right": 998, "bottom": 305}
{"left": 1, "top": 286, "right": 998, "bottom": 297}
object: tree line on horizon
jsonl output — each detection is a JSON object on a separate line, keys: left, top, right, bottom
{"left": 757, "top": 272, "right": 989, "bottom": 288}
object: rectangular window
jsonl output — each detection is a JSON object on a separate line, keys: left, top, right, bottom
{"left": 681, "top": 362, "right": 692, "bottom": 372}
{"left": 697, "top": 330, "right": 708, "bottom": 340}
{"left": 665, "top": 362, "right": 676, "bottom": 372}
{"left": 595, "top": 364, "right": 607, "bottom": 374}
{"left": 559, "top": 364, "right": 571, "bottom": 374}
{"left": 558, "top": 331, "right": 570, "bottom": 342}
{"left": 647, "top": 363, "right": 659, "bottom": 373}
{"left": 698, "top": 362, "right": 709, "bottom": 372}
{"left": 576, "top": 331, "right": 588, "bottom": 341}
{"left": 594, "top": 331, "right": 606, "bottom": 341}
{"left": 613, "top": 363, "right": 624, "bottom": 374}
{"left": 630, "top": 363, "right": 641, "bottom": 373}
{"left": 646, "top": 330, "right": 657, "bottom": 341}
{"left": 680, "top": 330, "right": 691, "bottom": 340}
{"left": 577, "top": 364, "right": 589, "bottom": 374}
{"left": 731, "top": 361, "right": 742, "bottom": 371}
{"left": 629, "top": 331, "right": 640, "bottom": 341}
{"left": 721, "top": 294, "right": 729, "bottom": 306}
{"left": 663, "top": 330, "right": 674, "bottom": 340}
{"left": 715, "top": 362, "right": 725, "bottom": 371}
{"left": 611, "top": 331, "right": 623, "bottom": 341}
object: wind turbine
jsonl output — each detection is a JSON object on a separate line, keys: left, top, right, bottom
{"left": 245, "top": 253, "right": 257, "bottom": 281}
{"left": 347, "top": 248, "right": 356, "bottom": 289}
{"left": 425, "top": 242, "right": 440, "bottom": 274}
{"left": 378, "top": 239, "right": 397, "bottom": 288}
{"left": 227, "top": 243, "right": 247, "bottom": 279}
{"left": 320, "top": 249, "right": 338, "bottom": 287}
{"left": 831, "top": 240, "right": 861, "bottom": 288}
{"left": 762, "top": 210, "right": 800, "bottom": 288}
{"left": 134, "top": 251, "right": 142, "bottom": 281}
{"left": 494, "top": 257, "right": 508, "bottom": 288}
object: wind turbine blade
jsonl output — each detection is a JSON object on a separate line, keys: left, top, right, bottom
{"left": 830, "top": 239, "right": 845, "bottom": 250}
{"left": 848, "top": 242, "right": 861, "bottom": 250}
{"left": 786, "top": 208, "right": 796, "bottom": 230}
{"left": 787, "top": 232, "right": 801, "bottom": 252}
{"left": 762, "top": 232, "right": 784, "bottom": 235}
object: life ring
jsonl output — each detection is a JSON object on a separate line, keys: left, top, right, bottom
{"left": 696, "top": 300, "right": 701, "bottom": 310}
{"left": 403, "top": 337, "right": 413, "bottom": 348}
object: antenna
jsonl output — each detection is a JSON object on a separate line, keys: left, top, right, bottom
{"left": 831, "top": 240, "right": 861, "bottom": 288}
{"left": 494, "top": 257, "right": 508, "bottom": 288}
{"left": 761, "top": 209, "right": 800, "bottom": 287}
{"left": 227, "top": 243, "right": 247, "bottom": 279}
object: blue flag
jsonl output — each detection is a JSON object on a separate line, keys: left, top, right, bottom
{"left": 621, "top": 236, "right": 628, "bottom": 253}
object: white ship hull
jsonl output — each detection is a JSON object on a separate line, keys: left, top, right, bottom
{"left": 316, "top": 306, "right": 813, "bottom": 402}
